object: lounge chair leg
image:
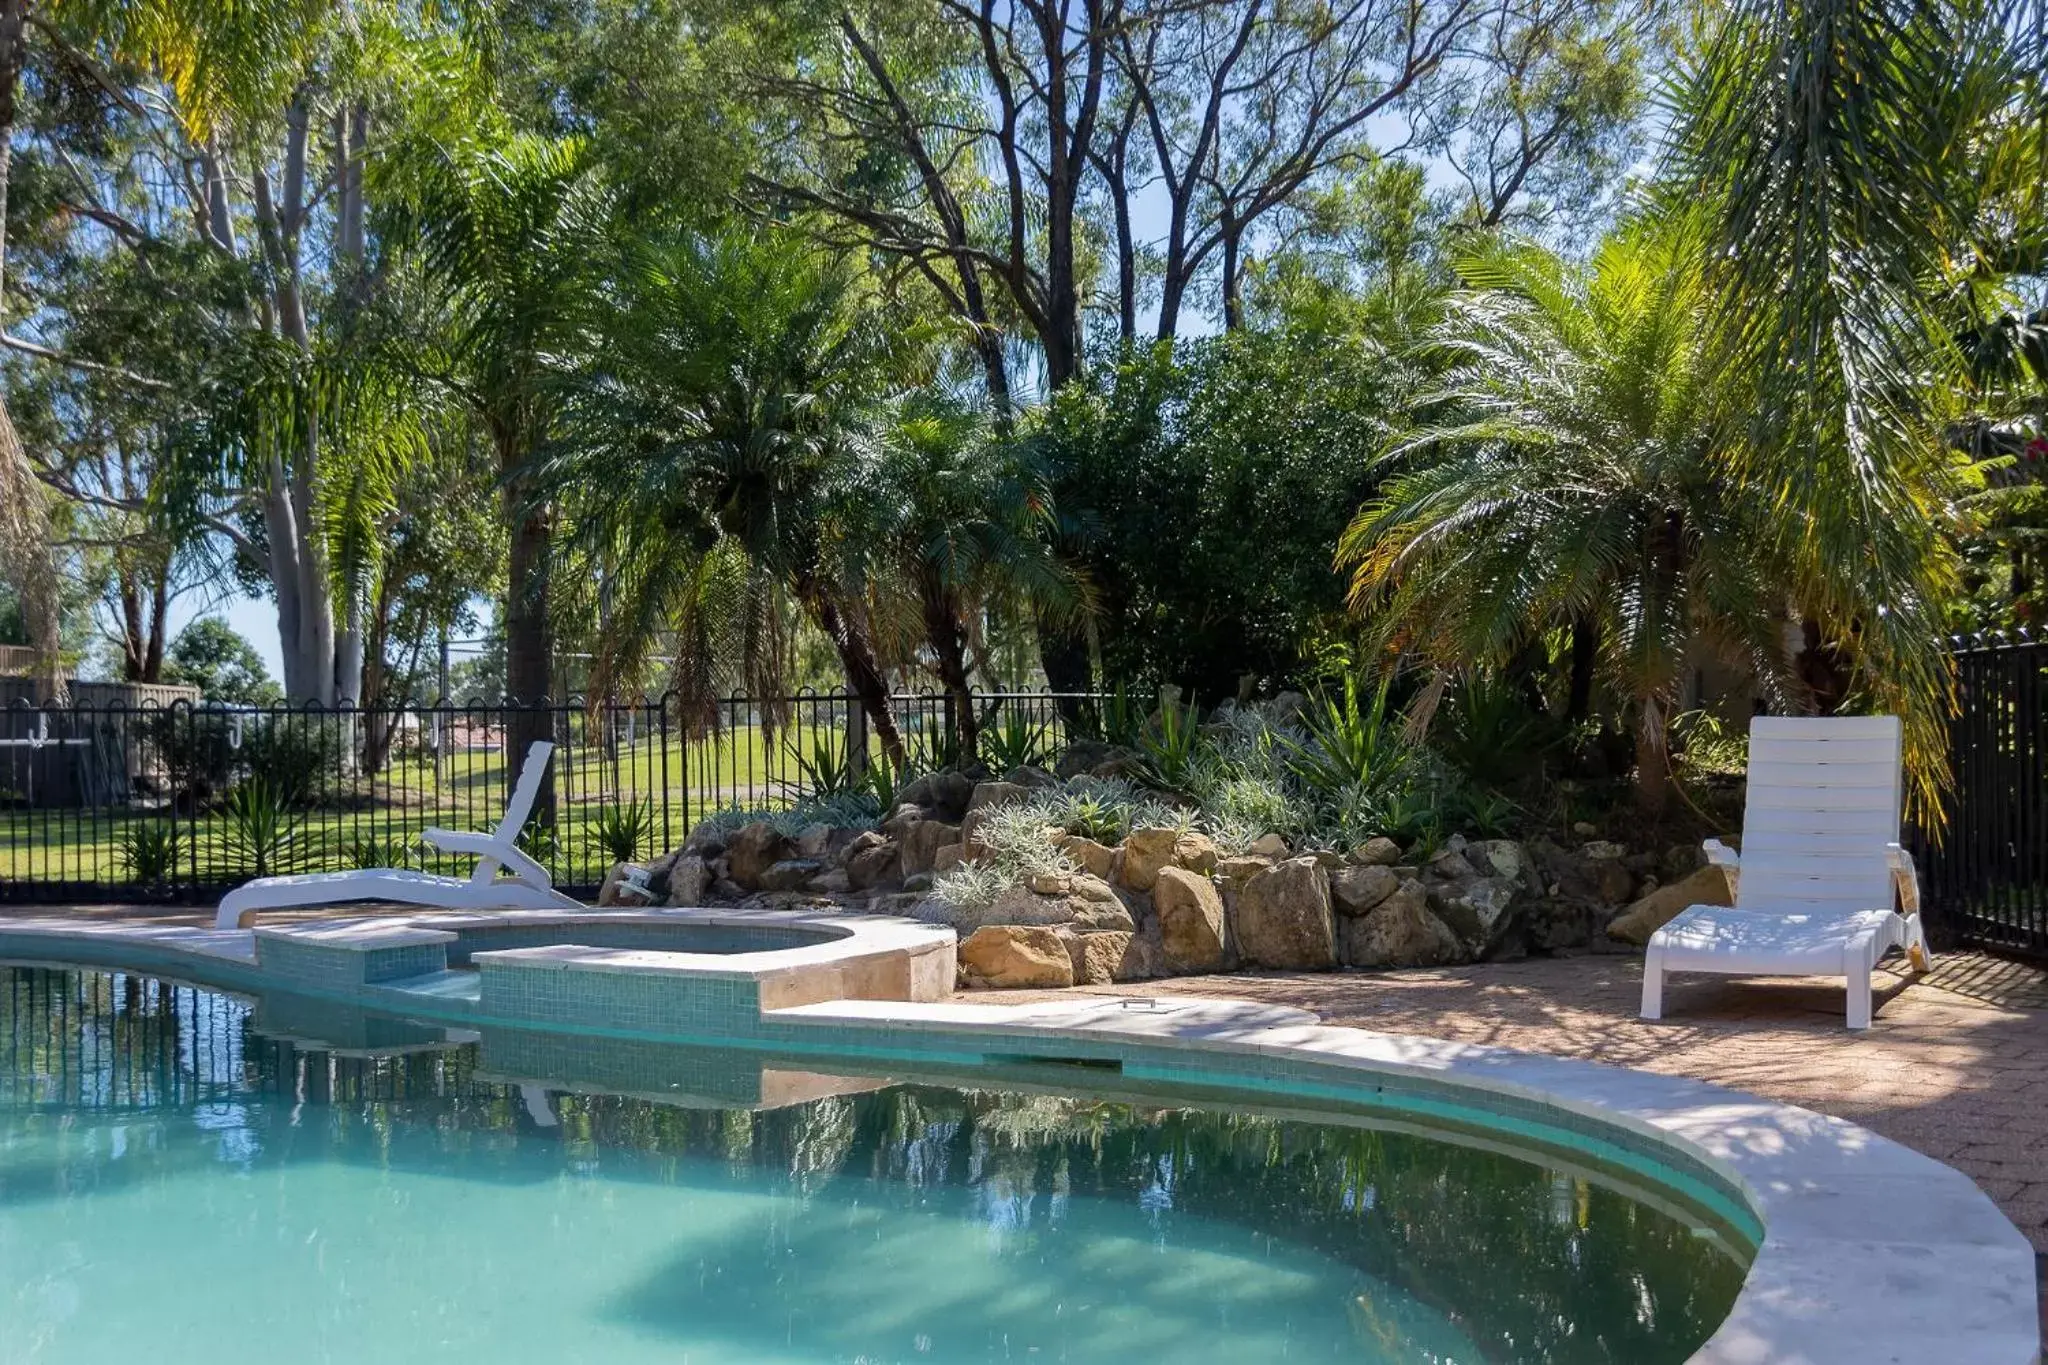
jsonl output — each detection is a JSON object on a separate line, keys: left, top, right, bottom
{"left": 1846, "top": 942, "right": 1874, "bottom": 1030}
{"left": 1641, "top": 943, "right": 1665, "bottom": 1020}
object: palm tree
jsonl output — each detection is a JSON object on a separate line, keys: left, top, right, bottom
{"left": 1664, "top": 0, "right": 2040, "bottom": 803}
{"left": 537, "top": 228, "right": 917, "bottom": 765}
{"left": 858, "top": 393, "right": 1082, "bottom": 759}
{"left": 389, "top": 132, "right": 614, "bottom": 813}
{"left": 1340, "top": 222, "right": 1795, "bottom": 811}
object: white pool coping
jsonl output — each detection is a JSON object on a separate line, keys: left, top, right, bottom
{"left": 0, "top": 911, "right": 2036, "bottom": 1364}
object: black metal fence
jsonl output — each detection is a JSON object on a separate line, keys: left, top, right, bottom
{"left": 1917, "top": 634, "right": 2048, "bottom": 959}
{"left": 0, "top": 690, "right": 1100, "bottom": 904}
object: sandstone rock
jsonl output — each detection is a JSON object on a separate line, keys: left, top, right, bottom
{"left": 758, "top": 858, "right": 823, "bottom": 892}
{"left": 1054, "top": 739, "right": 1116, "bottom": 780}
{"left": 1606, "top": 865, "right": 1733, "bottom": 946}
{"left": 1247, "top": 832, "right": 1291, "bottom": 860}
{"left": 1057, "top": 835, "right": 1118, "bottom": 879}
{"left": 793, "top": 823, "right": 832, "bottom": 859}
{"left": 1027, "top": 870, "right": 1070, "bottom": 895}
{"left": 938, "top": 883, "right": 1136, "bottom": 935}
{"left": 1523, "top": 897, "right": 1601, "bottom": 951}
{"left": 899, "top": 820, "right": 963, "bottom": 876}
{"left": 1329, "top": 864, "right": 1400, "bottom": 917}
{"left": 807, "top": 869, "right": 852, "bottom": 895}
{"left": 725, "top": 821, "right": 789, "bottom": 889}
{"left": 1310, "top": 849, "right": 1346, "bottom": 870}
{"left": 969, "top": 781, "right": 1031, "bottom": 813}
{"left": 1069, "top": 873, "right": 1122, "bottom": 904}
{"left": 1154, "top": 866, "right": 1227, "bottom": 973}
{"left": 1234, "top": 857, "right": 1335, "bottom": 970}
{"left": 1214, "top": 854, "right": 1273, "bottom": 887}
{"left": 1572, "top": 820, "right": 1598, "bottom": 836}
{"left": 1121, "top": 827, "right": 1180, "bottom": 891}
{"left": 899, "top": 770, "right": 974, "bottom": 821}
{"left": 1581, "top": 839, "right": 1626, "bottom": 861}
{"left": 1350, "top": 837, "right": 1402, "bottom": 866}
{"left": 847, "top": 842, "right": 900, "bottom": 890}
{"left": 663, "top": 854, "right": 710, "bottom": 907}
{"left": 902, "top": 872, "right": 934, "bottom": 894}
{"left": 1116, "top": 928, "right": 1166, "bottom": 980}
{"left": 1172, "top": 831, "right": 1219, "bottom": 876}
{"left": 1592, "top": 858, "right": 1636, "bottom": 905}
{"left": 1427, "top": 850, "right": 1479, "bottom": 881}
{"left": 932, "top": 844, "right": 966, "bottom": 875}
{"left": 710, "top": 877, "right": 748, "bottom": 901}
{"left": 1001, "top": 764, "right": 1059, "bottom": 790}
{"left": 596, "top": 861, "right": 648, "bottom": 907}
{"left": 846, "top": 829, "right": 887, "bottom": 857}
{"left": 1068, "top": 931, "right": 1134, "bottom": 986}
{"left": 1428, "top": 876, "right": 1519, "bottom": 955}
{"left": 1469, "top": 839, "right": 1526, "bottom": 883}
{"left": 1341, "top": 882, "right": 1465, "bottom": 968}
{"left": 960, "top": 926, "right": 1073, "bottom": 989}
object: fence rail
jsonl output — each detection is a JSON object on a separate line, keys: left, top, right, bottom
{"left": 1917, "top": 635, "right": 2048, "bottom": 959}
{"left": 0, "top": 690, "right": 1100, "bottom": 904}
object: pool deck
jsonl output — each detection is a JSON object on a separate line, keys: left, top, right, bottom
{"left": 15, "top": 902, "right": 2048, "bottom": 1357}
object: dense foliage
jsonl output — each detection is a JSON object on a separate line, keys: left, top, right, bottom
{"left": 0, "top": 0, "right": 2038, "bottom": 821}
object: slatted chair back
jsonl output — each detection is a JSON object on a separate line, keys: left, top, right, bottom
{"left": 489, "top": 741, "right": 555, "bottom": 845}
{"left": 1736, "top": 716, "right": 1902, "bottom": 916}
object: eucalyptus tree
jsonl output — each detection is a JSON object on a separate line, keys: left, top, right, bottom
{"left": 1341, "top": 224, "right": 1794, "bottom": 812}
{"left": 538, "top": 228, "right": 919, "bottom": 764}
{"left": 1664, "top": 0, "right": 2043, "bottom": 800}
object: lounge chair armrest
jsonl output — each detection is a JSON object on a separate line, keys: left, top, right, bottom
{"left": 1887, "top": 843, "right": 1921, "bottom": 916}
{"left": 421, "top": 826, "right": 500, "bottom": 857}
{"left": 422, "top": 826, "right": 555, "bottom": 890}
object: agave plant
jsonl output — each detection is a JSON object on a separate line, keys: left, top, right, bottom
{"left": 221, "top": 778, "right": 306, "bottom": 880}
{"left": 1279, "top": 676, "right": 1415, "bottom": 800}
{"left": 589, "top": 798, "right": 655, "bottom": 864}
{"left": 120, "top": 824, "right": 181, "bottom": 888}
{"left": 345, "top": 835, "right": 418, "bottom": 871}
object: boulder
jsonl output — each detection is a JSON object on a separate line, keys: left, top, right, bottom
{"left": 1054, "top": 739, "right": 1117, "bottom": 780}
{"left": 1214, "top": 854, "right": 1273, "bottom": 888}
{"left": 899, "top": 819, "right": 963, "bottom": 876}
{"left": 1154, "top": 866, "right": 1227, "bottom": 973}
{"left": 596, "top": 861, "right": 649, "bottom": 907}
{"left": 1468, "top": 839, "right": 1527, "bottom": 883}
{"left": 1427, "top": 875, "right": 1519, "bottom": 955}
{"left": 1591, "top": 858, "right": 1637, "bottom": 905}
{"left": 898, "top": 770, "right": 974, "bottom": 821}
{"left": 663, "top": 854, "right": 710, "bottom": 907}
{"left": 1057, "top": 834, "right": 1118, "bottom": 879}
{"left": 807, "top": 869, "right": 852, "bottom": 895}
{"left": 758, "top": 858, "right": 823, "bottom": 892}
{"left": 968, "top": 781, "right": 1031, "bottom": 813}
{"left": 846, "top": 841, "right": 900, "bottom": 890}
{"left": 1329, "top": 864, "right": 1400, "bottom": 917}
{"left": 1173, "top": 831, "right": 1219, "bottom": 875}
{"left": 1247, "top": 832, "right": 1291, "bottom": 860}
{"left": 1001, "top": 764, "right": 1059, "bottom": 790}
{"left": 710, "top": 877, "right": 748, "bottom": 901}
{"left": 1581, "top": 839, "right": 1626, "bottom": 861}
{"left": 1349, "top": 836, "right": 1402, "bottom": 866}
{"left": 1523, "top": 896, "right": 1603, "bottom": 951}
{"left": 725, "top": 821, "right": 790, "bottom": 889}
{"left": 1028, "top": 871, "right": 1070, "bottom": 895}
{"left": 1068, "top": 930, "right": 1135, "bottom": 986}
{"left": 932, "top": 844, "right": 966, "bottom": 875}
{"left": 793, "top": 823, "right": 832, "bottom": 859}
{"left": 1121, "top": 826, "right": 1180, "bottom": 891}
{"left": 1606, "top": 865, "right": 1733, "bottom": 946}
{"left": 1340, "top": 882, "right": 1465, "bottom": 968}
{"left": 1426, "top": 850, "right": 1480, "bottom": 881}
{"left": 937, "top": 883, "right": 1136, "bottom": 935}
{"left": 1234, "top": 857, "right": 1336, "bottom": 970}
{"left": 960, "top": 926, "right": 1074, "bottom": 989}
{"left": 902, "top": 872, "right": 934, "bottom": 894}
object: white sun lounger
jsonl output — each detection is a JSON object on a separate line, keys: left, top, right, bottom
{"left": 215, "top": 740, "right": 582, "bottom": 929}
{"left": 1641, "top": 715, "right": 1932, "bottom": 1030}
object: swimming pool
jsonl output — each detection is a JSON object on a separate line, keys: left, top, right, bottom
{"left": 0, "top": 965, "right": 1746, "bottom": 1364}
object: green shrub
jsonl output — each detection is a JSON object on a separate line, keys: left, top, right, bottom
{"left": 120, "top": 824, "right": 181, "bottom": 886}
{"left": 589, "top": 797, "right": 655, "bottom": 863}
{"left": 222, "top": 778, "right": 308, "bottom": 879}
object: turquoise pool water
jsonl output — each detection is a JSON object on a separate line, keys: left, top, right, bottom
{"left": 0, "top": 966, "right": 1746, "bottom": 1363}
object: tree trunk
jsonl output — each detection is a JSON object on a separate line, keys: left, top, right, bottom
{"left": 810, "top": 592, "right": 906, "bottom": 768}
{"left": 921, "top": 584, "right": 979, "bottom": 759}
{"left": 503, "top": 481, "right": 557, "bottom": 826}
{"left": 1566, "top": 615, "right": 1599, "bottom": 722}
{"left": 1220, "top": 223, "right": 1244, "bottom": 331}
{"left": 1634, "top": 696, "right": 1669, "bottom": 814}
